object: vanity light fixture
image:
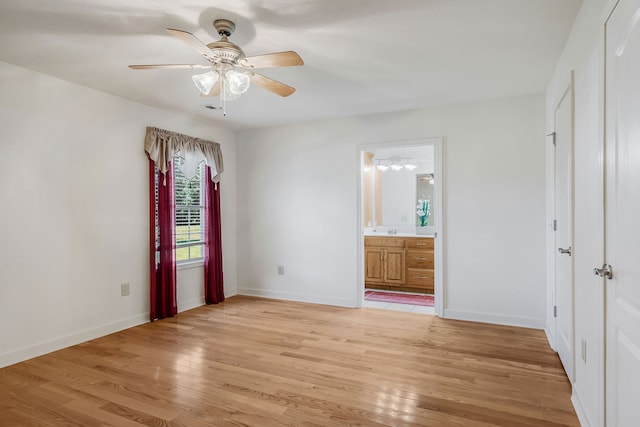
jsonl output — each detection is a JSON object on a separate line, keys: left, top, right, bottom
{"left": 373, "top": 156, "right": 417, "bottom": 172}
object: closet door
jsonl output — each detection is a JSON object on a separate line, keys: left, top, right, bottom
{"left": 554, "top": 79, "right": 574, "bottom": 382}
{"left": 605, "top": 0, "right": 640, "bottom": 424}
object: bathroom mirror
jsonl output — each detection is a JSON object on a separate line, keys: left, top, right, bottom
{"left": 363, "top": 145, "right": 435, "bottom": 233}
{"left": 416, "top": 173, "right": 435, "bottom": 227}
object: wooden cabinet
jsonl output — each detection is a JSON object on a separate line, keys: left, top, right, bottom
{"left": 383, "top": 248, "right": 406, "bottom": 284}
{"left": 406, "top": 238, "right": 434, "bottom": 250}
{"left": 406, "top": 250, "right": 434, "bottom": 269}
{"left": 364, "top": 236, "right": 434, "bottom": 293}
{"left": 364, "top": 247, "right": 384, "bottom": 283}
{"left": 364, "top": 238, "right": 406, "bottom": 285}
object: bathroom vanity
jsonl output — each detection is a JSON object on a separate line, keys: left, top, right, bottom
{"left": 364, "top": 235, "right": 434, "bottom": 294}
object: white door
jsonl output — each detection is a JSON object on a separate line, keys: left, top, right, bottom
{"left": 605, "top": 0, "right": 640, "bottom": 424}
{"left": 554, "top": 81, "right": 574, "bottom": 382}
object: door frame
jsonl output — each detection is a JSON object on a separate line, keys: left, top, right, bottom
{"left": 355, "top": 137, "right": 444, "bottom": 316}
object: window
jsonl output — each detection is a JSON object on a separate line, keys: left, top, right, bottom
{"left": 173, "top": 154, "right": 205, "bottom": 263}
{"left": 146, "top": 127, "right": 225, "bottom": 315}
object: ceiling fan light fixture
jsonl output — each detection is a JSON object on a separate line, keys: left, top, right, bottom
{"left": 221, "top": 83, "right": 241, "bottom": 102}
{"left": 226, "top": 69, "right": 251, "bottom": 95}
{"left": 192, "top": 71, "right": 219, "bottom": 95}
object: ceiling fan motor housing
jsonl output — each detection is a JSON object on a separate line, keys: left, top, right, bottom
{"left": 207, "top": 38, "right": 245, "bottom": 64}
{"left": 207, "top": 19, "right": 244, "bottom": 64}
{"left": 213, "top": 19, "right": 235, "bottom": 37}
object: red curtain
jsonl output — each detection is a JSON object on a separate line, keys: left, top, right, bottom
{"left": 149, "top": 159, "right": 177, "bottom": 321}
{"left": 204, "top": 166, "right": 224, "bottom": 304}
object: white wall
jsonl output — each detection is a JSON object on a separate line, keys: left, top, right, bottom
{"left": 236, "top": 93, "right": 546, "bottom": 328}
{"left": 0, "top": 61, "right": 237, "bottom": 368}
{"left": 545, "top": 0, "right": 617, "bottom": 425}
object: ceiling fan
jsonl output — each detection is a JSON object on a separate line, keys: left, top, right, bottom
{"left": 129, "top": 19, "right": 303, "bottom": 114}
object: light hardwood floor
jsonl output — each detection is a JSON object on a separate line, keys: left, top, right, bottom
{"left": 0, "top": 296, "right": 578, "bottom": 426}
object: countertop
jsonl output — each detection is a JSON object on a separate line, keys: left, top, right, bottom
{"left": 363, "top": 227, "right": 435, "bottom": 238}
{"left": 364, "top": 232, "right": 434, "bottom": 238}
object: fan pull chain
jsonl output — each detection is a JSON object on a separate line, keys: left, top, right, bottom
{"left": 219, "top": 71, "right": 226, "bottom": 116}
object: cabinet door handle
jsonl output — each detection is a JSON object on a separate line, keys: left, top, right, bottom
{"left": 416, "top": 243, "right": 427, "bottom": 246}
{"left": 416, "top": 276, "right": 428, "bottom": 279}
{"left": 416, "top": 257, "right": 427, "bottom": 260}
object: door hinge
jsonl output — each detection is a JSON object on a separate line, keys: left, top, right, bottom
{"left": 553, "top": 306, "right": 557, "bottom": 318}
{"left": 553, "top": 219, "right": 557, "bottom": 231}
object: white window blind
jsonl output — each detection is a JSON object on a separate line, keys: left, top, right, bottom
{"left": 173, "top": 154, "right": 205, "bottom": 263}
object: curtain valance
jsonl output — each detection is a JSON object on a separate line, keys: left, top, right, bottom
{"left": 145, "top": 126, "right": 224, "bottom": 183}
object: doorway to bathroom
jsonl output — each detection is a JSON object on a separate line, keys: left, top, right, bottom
{"left": 356, "top": 138, "right": 443, "bottom": 316}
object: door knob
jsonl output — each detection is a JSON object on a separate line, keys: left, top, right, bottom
{"left": 558, "top": 247, "right": 572, "bottom": 256}
{"left": 593, "top": 264, "right": 613, "bottom": 279}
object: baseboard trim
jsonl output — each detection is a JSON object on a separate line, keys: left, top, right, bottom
{"left": 238, "top": 288, "right": 356, "bottom": 308}
{"left": 443, "top": 308, "right": 545, "bottom": 329}
{"left": 545, "top": 327, "right": 556, "bottom": 351}
{"left": 0, "top": 313, "right": 149, "bottom": 368}
{"left": 572, "top": 387, "right": 592, "bottom": 427}
{"left": 178, "top": 297, "right": 206, "bottom": 313}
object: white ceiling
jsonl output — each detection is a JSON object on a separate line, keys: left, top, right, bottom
{"left": 0, "top": 0, "right": 582, "bottom": 131}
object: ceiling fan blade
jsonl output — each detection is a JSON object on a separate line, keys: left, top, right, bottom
{"left": 240, "top": 51, "right": 303, "bottom": 69}
{"left": 250, "top": 73, "right": 296, "bottom": 97}
{"left": 200, "top": 81, "right": 221, "bottom": 97}
{"left": 166, "top": 28, "right": 216, "bottom": 61}
{"left": 129, "top": 64, "right": 212, "bottom": 70}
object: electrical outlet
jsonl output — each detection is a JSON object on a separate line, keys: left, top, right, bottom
{"left": 121, "top": 282, "right": 130, "bottom": 297}
{"left": 277, "top": 265, "right": 285, "bottom": 275}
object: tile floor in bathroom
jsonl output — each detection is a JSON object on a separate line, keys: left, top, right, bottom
{"left": 362, "top": 299, "right": 436, "bottom": 315}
